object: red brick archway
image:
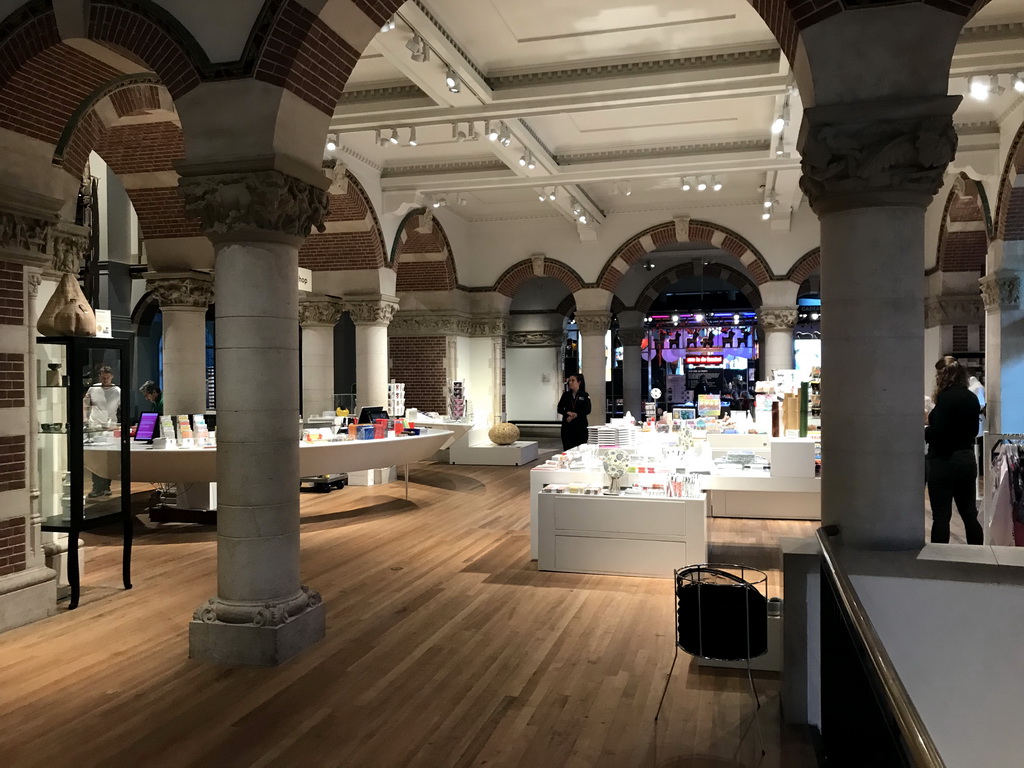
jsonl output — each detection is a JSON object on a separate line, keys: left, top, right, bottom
{"left": 392, "top": 210, "right": 458, "bottom": 292}
{"left": 493, "top": 258, "right": 585, "bottom": 297}
{"left": 633, "top": 262, "right": 762, "bottom": 313}
{"left": 933, "top": 173, "right": 990, "bottom": 275}
{"left": 996, "top": 120, "right": 1024, "bottom": 245}
{"left": 786, "top": 247, "right": 820, "bottom": 285}
{"left": 300, "top": 170, "right": 387, "bottom": 271}
{"left": 597, "top": 220, "right": 774, "bottom": 295}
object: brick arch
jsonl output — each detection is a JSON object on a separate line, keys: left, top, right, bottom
{"left": 493, "top": 259, "right": 585, "bottom": 297}
{"left": 611, "top": 295, "right": 626, "bottom": 315}
{"left": 393, "top": 209, "right": 458, "bottom": 292}
{"left": 786, "top": 247, "right": 820, "bottom": 285}
{"left": 934, "top": 173, "right": 990, "bottom": 274}
{"left": 597, "top": 220, "right": 774, "bottom": 294}
{"left": 555, "top": 294, "right": 577, "bottom": 318}
{"left": 299, "top": 170, "right": 387, "bottom": 271}
{"left": 633, "top": 262, "right": 762, "bottom": 313}
{"left": 995, "top": 120, "right": 1024, "bottom": 243}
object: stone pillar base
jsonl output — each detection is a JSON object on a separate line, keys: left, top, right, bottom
{"left": 189, "top": 601, "right": 326, "bottom": 666}
{"left": 0, "top": 566, "right": 58, "bottom": 633}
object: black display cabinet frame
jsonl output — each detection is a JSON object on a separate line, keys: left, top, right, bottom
{"left": 37, "top": 335, "right": 132, "bottom": 609}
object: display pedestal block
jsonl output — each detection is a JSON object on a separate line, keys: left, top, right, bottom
{"left": 189, "top": 602, "right": 326, "bottom": 667}
{"left": 347, "top": 466, "right": 397, "bottom": 486}
{"left": 0, "top": 567, "right": 58, "bottom": 633}
{"left": 450, "top": 429, "right": 538, "bottom": 466}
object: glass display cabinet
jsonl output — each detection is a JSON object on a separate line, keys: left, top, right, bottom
{"left": 36, "top": 336, "right": 133, "bottom": 609}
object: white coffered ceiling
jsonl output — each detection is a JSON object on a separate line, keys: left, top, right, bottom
{"left": 329, "top": 0, "right": 1024, "bottom": 227}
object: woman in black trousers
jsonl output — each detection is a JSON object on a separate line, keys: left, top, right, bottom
{"left": 926, "top": 360, "right": 984, "bottom": 544}
{"left": 557, "top": 373, "right": 591, "bottom": 451}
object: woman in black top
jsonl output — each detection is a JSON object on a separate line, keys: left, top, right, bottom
{"left": 557, "top": 373, "right": 591, "bottom": 451}
{"left": 925, "top": 361, "right": 983, "bottom": 544}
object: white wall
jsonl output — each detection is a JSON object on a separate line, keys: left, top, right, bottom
{"left": 506, "top": 346, "right": 563, "bottom": 422}
{"left": 853, "top": 571, "right": 1024, "bottom": 768}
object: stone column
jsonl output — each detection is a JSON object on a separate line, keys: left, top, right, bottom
{"left": 617, "top": 310, "right": 646, "bottom": 420}
{"left": 346, "top": 297, "right": 399, "bottom": 412}
{"left": 179, "top": 169, "right": 328, "bottom": 666}
{"left": 146, "top": 274, "right": 214, "bottom": 416}
{"left": 574, "top": 310, "right": 610, "bottom": 426}
{"left": 981, "top": 263, "right": 1023, "bottom": 433}
{"left": 758, "top": 308, "right": 797, "bottom": 376}
{"left": 298, "top": 299, "right": 343, "bottom": 418}
{"left": 800, "top": 96, "right": 959, "bottom": 549}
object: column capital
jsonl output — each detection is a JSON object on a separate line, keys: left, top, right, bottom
{"left": 345, "top": 296, "right": 400, "bottom": 326}
{"left": 924, "top": 293, "right": 984, "bottom": 328}
{"left": 758, "top": 307, "right": 798, "bottom": 331}
{"left": 298, "top": 299, "right": 344, "bottom": 327}
{"left": 980, "top": 271, "right": 1021, "bottom": 313}
{"left": 573, "top": 310, "right": 611, "bottom": 335}
{"left": 178, "top": 169, "right": 329, "bottom": 243}
{"left": 799, "top": 96, "right": 960, "bottom": 215}
{"left": 618, "top": 328, "right": 646, "bottom": 347}
{"left": 146, "top": 272, "right": 214, "bottom": 309}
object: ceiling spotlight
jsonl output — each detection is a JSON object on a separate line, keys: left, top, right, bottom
{"left": 388, "top": 128, "right": 399, "bottom": 145}
{"left": 548, "top": 188, "right": 557, "bottom": 201}
{"left": 466, "top": 122, "right": 478, "bottom": 141}
{"left": 457, "top": 194, "right": 467, "bottom": 206}
{"left": 671, "top": 314, "right": 680, "bottom": 323}
{"left": 969, "top": 75, "right": 991, "bottom": 100}
{"left": 643, "top": 259, "right": 654, "bottom": 271}
{"left": 681, "top": 177, "right": 693, "bottom": 192}
{"left": 712, "top": 176, "right": 723, "bottom": 192}
{"left": 498, "top": 125, "right": 512, "bottom": 146}
{"left": 763, "top": 197, "right": 773, "bottom": 209}
{"left": 408, "top": 127, "right": 417, "bottom": 147}
{"left": 771, "top": 116, "right": 786, "bottom": 134}
{"left": 486, "top": 121, "right": 499, "bottom": 141}
{"left": 527, "top": 154, "right": 536, "bottom": 170}
{"left": 623, "top": 181, "right": 632, "bottom": 196}
{"left": 325, "top": 133, "right": 337, "bottom": 151}
{"left": 538, "top": 189, "right": 547, "bottom": 202}
{"left": 694, "top": 312, "right": 704, "bottom": 324}
{"left": 578, "top": 214, "right": 588, "bottom": 225}
{"left": 571, "top": 199, "right": 582, "bottom": 216}
{"left": 406, "top": 35, "right": 429, "bottom": 63}
{"left": 452, "top": 122, "right": 467, "bottom": 142}
{"left": 696, "top": 176, "right": 708, "bottom": 192}
{"left": 733, "top": 313, "right": 740, "bottom": 324}
{"left": 810, "top": 312, "right": 820, "bottom": 321}
{"left": 375, "top": 129, "right": 387, "bottom": 147}
{"left": 380, "top": 16, "right": 396, "bottom": 33}
{"left": 445, "top": 67, "right": 461, "bottom": 94}
{"left": 518, "top": 152, "right": 527, "bottom": 167}
{"left": 762, "top": 210, "right": 772, "bottom": 221}
{"left": 1015, "top": 72, "right": 1024, "bottom": 93}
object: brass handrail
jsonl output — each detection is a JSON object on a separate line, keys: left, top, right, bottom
{"left": 816, "top": 527, "right": 946, "bottom": 768}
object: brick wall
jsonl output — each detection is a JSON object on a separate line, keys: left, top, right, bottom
{"left": 0, "top": 353, "right": 25, "bottom": 408}
{"left": 952, "top": 325, "right": 968, "bottom": 353}
{"left": 389, "top": 336, "right": 448, "bottom": 413}
{"left": 0, "top": 516, "right": 26, "bottom": 576}
{"left": 939, "top": 231, "right": 987, "bottom": 272}
{"left": 0, "top": 261, "right": 24, "bottom": 325}
{"left": 0, "top": 435, "right": 26, "bottom": 493}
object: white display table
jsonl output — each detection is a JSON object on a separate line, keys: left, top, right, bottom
{"left": 702, "top": 472, "right": 820, "bottom": 519}
{"left": 407, "top": 417, "right": 474, "bottom": 457}
{"left": 449, "top": 427, "right": 538, "bottom": 466}
{"left": 84, "top": 429, "right": 454, "bottom": 487}
{"left": 538, "top": 493, "right": 707, "bottom": 578}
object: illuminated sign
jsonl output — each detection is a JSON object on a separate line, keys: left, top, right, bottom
{"left": 685, "top": 354, "right": 724, "bottom": 366}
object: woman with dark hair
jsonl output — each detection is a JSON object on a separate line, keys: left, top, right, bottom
{"left": 926, "top": 360, "right": 983, "bottom": 544}
{"left": 557, "top": 373, "right": 591, "bottom": 451}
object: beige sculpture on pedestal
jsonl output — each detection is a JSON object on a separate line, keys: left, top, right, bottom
{"left": 488, "top": 423, "right": 520, "bottom": 446}
{"left": 37, "top": 272, "right": 96, "bottom": 337}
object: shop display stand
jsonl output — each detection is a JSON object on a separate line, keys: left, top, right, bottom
{"left": 37, "top": 336, "right": 133, "bottom": 610}
{"left": 387, "top": 380, "right": 405, "bottom": 418}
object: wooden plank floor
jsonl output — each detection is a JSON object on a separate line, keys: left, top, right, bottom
{"left": 0, "top": 458, "right": 818, "bottom": 768}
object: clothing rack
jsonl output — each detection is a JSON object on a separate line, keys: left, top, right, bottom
{"left": 983, "top": 433, "right": 1024, "bottom": 546}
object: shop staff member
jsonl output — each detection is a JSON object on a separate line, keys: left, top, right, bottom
{"left": 557, "top": 373, "right": 591, "bottom": 451}
{"left": 140, "top": 380, "right": 163, "bottom": 414}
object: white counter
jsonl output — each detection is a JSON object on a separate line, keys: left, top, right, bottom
{"left": 538, "top": 492, "right": 707, "bottom": 578}
{"left": 702, "top": 471, "right": 820, "bottom": 519}
{"left": 406, "top": 418, "right": 474, "bottom": 454}
{"left": 84, "top": 429, "right": 454, "bottom": 483}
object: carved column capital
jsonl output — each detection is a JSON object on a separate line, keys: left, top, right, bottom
{"left": 26, "top": 270, "right": 42, "bottom": 299}
{"left": 618, "top": 328, "right": 647, "bottom": 347}
{"left": 573, "top": 310, "right": 611, "bottom": 335}
{"left": 147, "top": 274, "right": 214, "bottom": 309}
{"left": 758, "top": 307, "right": 798, "bottom": 332}
{"left": 299, "top": 299, "right": 344, "bottom": 327}
{"left": 799, "top": 96, "right": 960, "bottom": 215}
{"left": 924, "top": 293, "right": 984, "bottom": 328}
{"left": 178, "top": 169, "right": 330, "bottom": 241}
{"left": 346, "top": 296, "right": 400, "bottom": 326}
{"left": 980, "top": 272, "right": 1021, "bottom": 313}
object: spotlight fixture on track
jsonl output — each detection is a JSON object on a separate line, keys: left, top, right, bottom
{"left": 452, "top": 122, "right": 467, "bottom": 142}
{"left": 457, "top": 194, "right": 467, "bottom": 206}
{"left": 519, "top": 150, "right": 535, "bottom": 169}
{"left": 696, "top": 176, "right": 708, "bottom": 192}
{"left": 681, "top": 177, "right": 694, "bottom": 192}
{"left": 408, "top": 127, "right": 417, "bottom": 147}
{"left": 388, "top": 128, "right": 399, "bottom": 145}
{"left": 771, "top": 102, "right": 789, "bottom": 134}
{"left": 486, "top": 121, "right": 499, "bottom": 141}
{"left": 623, "top": 181, "right": 631, "bottom": 196}
{"left": 498, "top": 124, "right": 512, "bottom": 147}
{"left": 325, "top": 134, "right": 337, "bottom": 151}
{"left": 375, "top": 129, "right": 386, "bottom": 147}
{"left": 712, "top": 176, "right": 722, "bottom": 192}
{"left": 445, "top": 67, "right": 461, "bottom": 94}
{"left": 1015, "top": 72, "right": 1024, "bottom": 93}
{"left": 406, "top": 35, "right": 429, "bottom": 63}
{"left": 380, "top": 16, "right": 396, "bottom": 33}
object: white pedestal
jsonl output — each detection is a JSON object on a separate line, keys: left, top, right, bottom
{"left": 703, "top": 474, "right": 821, "bottom": 519}
{"left": 770, "top": 437, "right": 816, "bottom": 478}
{"left": 450, "top": 428, "right": 538, "bottom": 466}
{"left": 347, "top": 466, "right": 398, "bottom": 486}
{"left": 538, "top": 493, "right": 707, "bottom": 578}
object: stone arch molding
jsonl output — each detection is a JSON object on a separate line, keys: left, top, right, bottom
{"left": 392, "top": 208, "right": 458, "bottom": 292}
{"left": 633, "top": 261, "right": 763, "bottom": 313}
{"left": 932, "top": 173, "right": 990, "bottom": 275}
{"left": 597, "top": 218, "right": 775, "bottom": 295}
{"left": 493, "top": 256, "right": 585, "bottom": 297}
